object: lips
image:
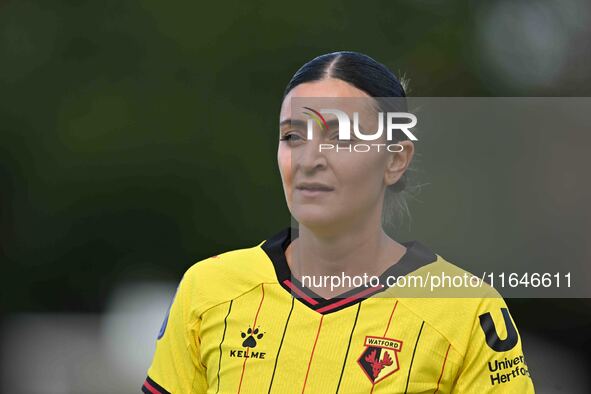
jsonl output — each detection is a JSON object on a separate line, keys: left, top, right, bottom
{"left": 296, "top": 182, "right": 334, "bottom": 192}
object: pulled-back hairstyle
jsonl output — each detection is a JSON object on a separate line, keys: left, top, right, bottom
{"left": 283, "top": 51, "right": 406, "bottom": 99}
{"left": 282, "top": 51, "right": 414, "bottom": 233}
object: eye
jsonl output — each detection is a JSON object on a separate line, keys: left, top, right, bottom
{"left": 328, "top": 130, "right": 351, "bottom": 141}
{"left": 279, "top": 133, "right": 305, "bottom": 144}
{"left": 328, "top": 131, "right": 354, "bottom": 147}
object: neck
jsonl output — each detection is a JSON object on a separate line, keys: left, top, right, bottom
{"left": 286, "top": 218, "right": 406, "bottom": 298}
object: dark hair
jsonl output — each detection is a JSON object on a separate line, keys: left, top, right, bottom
{"left": 283, "top": 51, "right": 406, "bottom": 99}
{"left": 283, "top": 51, "right": 409, "bottom": 138}
{"left": 282, "top": 51, "right": 413, "bottom": 231}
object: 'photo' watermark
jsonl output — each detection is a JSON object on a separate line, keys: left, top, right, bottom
{"left": 301, "top": 271, "right": 486, "bottom": 293}
{"left": 284, "top": 97, "right": 418, "bottom": 153}
{"left": 285, "top": 97, "right": 591, "bottom": 299}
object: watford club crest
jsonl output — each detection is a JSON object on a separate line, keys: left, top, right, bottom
{"left": 357, "top": 336, "right": 403, "bottom": 384}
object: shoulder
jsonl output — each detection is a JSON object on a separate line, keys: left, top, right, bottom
{"left": 179, "top": 240, "right": 278, "bottom": 316}
{"left": 394, "top": 253, "right": 511, "bottom": 356}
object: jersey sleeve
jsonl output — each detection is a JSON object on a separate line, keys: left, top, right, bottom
{"left": 142, "top": 272, "right": 208, "bottom": 394}
{"left": 451, "top": 297, "right": 535, "bottom": 393}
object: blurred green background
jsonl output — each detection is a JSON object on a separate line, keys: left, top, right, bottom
{"left": 1, "top": 0, "right": 590, "bottom": 392}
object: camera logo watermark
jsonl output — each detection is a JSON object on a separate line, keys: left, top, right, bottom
{"left": 302, "top": 106, "right": 418, "bottom": 152}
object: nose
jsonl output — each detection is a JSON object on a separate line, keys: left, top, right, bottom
{"left": 294, "top": 136, "right": 328, "bottom": 174}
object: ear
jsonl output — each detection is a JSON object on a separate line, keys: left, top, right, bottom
{"left": 384, "top": 141, "right": 414, "bottom": 186}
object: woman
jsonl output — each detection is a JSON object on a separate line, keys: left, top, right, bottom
{"left": 142, "top": 51, "right": 535, "bottom": 393}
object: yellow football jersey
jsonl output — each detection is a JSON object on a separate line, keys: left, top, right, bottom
{"left": 142, "top": 227, "right": 535, "bottom": 393}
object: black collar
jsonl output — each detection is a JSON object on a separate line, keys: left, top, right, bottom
{"left": 260, "top": 227, "right": 437, "bottom": 314}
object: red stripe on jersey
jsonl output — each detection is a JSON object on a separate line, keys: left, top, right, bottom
{"left": 315, "top": 285, "right": 384, "bottom": 314}
{"left": 237, "top": 284, "right": 266, "bottom": 394}
{"left": 383, "top": 300, "right": 399, "bottom": 336}
{"left": 283, "top": 279, "right": 319, "bottom": 305}
{"left": 434, "top": 344, "right": 451, "bottom": 393}
{"left": 142, "top": 379, "right": 160, "bottom": 394}
{"left": 253, "top": 283, "right": 265, "bottom": 327}
{"left": 369, "top": 300, "right": 400, "bottom": 394}
{"left": 301, "top": 315, "right": 324, "bottom": 393}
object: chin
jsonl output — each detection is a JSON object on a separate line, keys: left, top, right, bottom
{"left": 291, "top": 207, "right": 340, "bottom": 230}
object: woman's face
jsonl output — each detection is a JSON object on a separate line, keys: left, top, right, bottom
{"left": 278, "top": 78, "right": 414, "bottom": 233}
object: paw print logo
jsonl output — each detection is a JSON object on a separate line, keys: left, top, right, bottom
{"left": 241, "top": 326, "right": 264, "bottom": 348}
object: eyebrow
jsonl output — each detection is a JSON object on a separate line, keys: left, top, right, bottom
{"left": 279, "top": 118, "right": 341, "bottom": 129}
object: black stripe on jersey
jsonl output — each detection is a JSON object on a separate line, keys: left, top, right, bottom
{"left": 335, "top": 302, "right": 362, "bottom": 393}
{"left": 142, "top": 376, "right": 171, "bottom": 394}
{"left": 261, "top": 227, "right": 437, "bottom": 315}
{"left": 404, "top": 321, "right": 425, "bottom": 394}
{"left": 268, "top": 296, "right": 295, "bottom": 394}
{"left": 215, "top": 300, "right": 233, "bottom": 394}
